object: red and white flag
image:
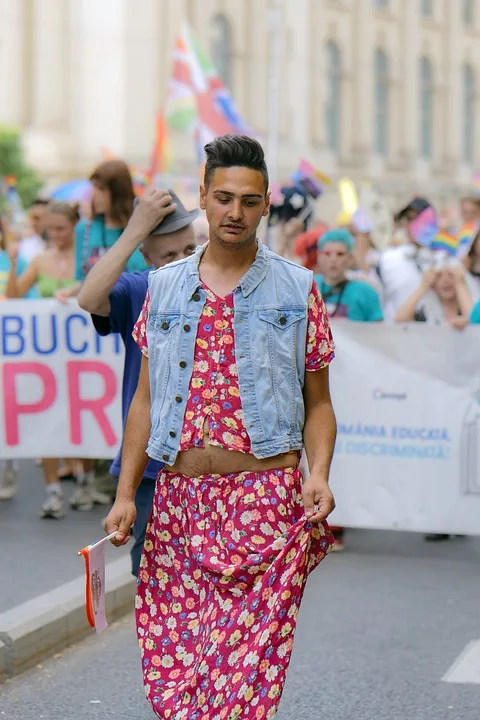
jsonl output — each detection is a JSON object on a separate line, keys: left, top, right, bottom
{"left": 78, "top": 532, "right": 117, "bottom": 635}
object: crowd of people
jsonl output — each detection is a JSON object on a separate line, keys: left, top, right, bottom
{"left": 1, "top": 152, "right": 480, "bottom": 550}
{"left": 1, "top": 134, "right": 479, "bottom": 718}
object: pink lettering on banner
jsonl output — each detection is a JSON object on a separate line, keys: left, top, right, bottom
{"left": 67, "top": 361, "right": 117, "bottom": 447}
{"left": 3, "top": 362, "right": 57, "bottom": 445}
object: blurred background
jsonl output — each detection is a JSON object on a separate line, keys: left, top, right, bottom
{"left": 0, "top": 0, "right": 479, "bottom": 215}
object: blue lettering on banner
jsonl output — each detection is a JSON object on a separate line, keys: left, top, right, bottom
{"left": 343, "top": 441, "right": 450, "bottom": 460}
{"left": 66, "top": 314, "right": 89, "bottom": 354}
{"left": 32, "top": 314, "right": 58, "bottom": 354}
{"left": 335, "top": 421, "right": 452, "bottom": 461}
{"left": 1, "top": 315, "right": 25, "bottom": 356}
{"left": 0, "top": 311, "right": 122, "bottom": 357}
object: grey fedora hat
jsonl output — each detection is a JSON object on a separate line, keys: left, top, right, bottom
{"left": 134, "top": 189, "right": 199, "bottom": 235}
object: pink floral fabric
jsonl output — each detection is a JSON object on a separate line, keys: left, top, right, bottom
{"left": 132, "top": 281, "right": 334, "bottom": 454}
{"left": 136, "top": 467, "right": 333, "bottom": 719}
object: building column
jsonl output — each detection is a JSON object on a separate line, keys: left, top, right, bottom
{"left": 398, "top": 0, "right": 420, "bottom": 166}
{"left": 442, "top": 1, "right": 462, "bottom": 171}
{"left": 30, "top": 0, "right": 67, "bottom": 129}
{"left": 349, "top": 0, "right": 375, "bottom": 165}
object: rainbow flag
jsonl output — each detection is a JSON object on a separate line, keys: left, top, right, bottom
{"left": 290, "top": 159, "right": 331, "bottom": 200}
{"left": 431, "top": 231, "right": 458, "bottom": 255}
{"left": 408, "top": 206, "right": 438, "bottom": 248}
{"left": 147, "top": 112, "right": 172, "bottom": 180}
{"left": 166, "top": 23, "right": 254, "bottom": 165}
{"left": 456, "top": 222, "right": 478, "bottom": 256}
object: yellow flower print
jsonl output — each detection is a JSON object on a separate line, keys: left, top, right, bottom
{"left": 222, "top": 417, "right": 238, "bottom": 430}
{"left": 191, "top": 377, "right": 205, "bottom": 389}
{"left": 228, "top": 386, "right": 240, "bottom": 397}
{"left": 244, "top": 686, "right": 254, "bottom": 702}
{"left": 222, "top": 334, "right": 233, "bottom": 345}
{"left": 196, "top": 338, "right": 208, "bottom": 349}
{"left": 252, "top": 535, "right": 266, "bottom": 545}
{"left": 226, "top": 629, "right": 242, "bottom": 646}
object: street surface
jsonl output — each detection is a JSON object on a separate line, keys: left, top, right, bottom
{"left": 2, "top": 528, "right": 479, "bottom": 720}
{"left": 0, "top": 460, "right": 127, "bottom": 613}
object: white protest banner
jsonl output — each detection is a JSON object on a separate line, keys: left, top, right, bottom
{"left": 327, "top": 322, "right": 480, "bottom": 535}
{"left": 0, "top": 299, "right": 124, "bottom": 459}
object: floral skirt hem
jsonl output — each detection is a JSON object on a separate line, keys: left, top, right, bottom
{"left": 136, "top": 467, "right": 333, "bottom": 720}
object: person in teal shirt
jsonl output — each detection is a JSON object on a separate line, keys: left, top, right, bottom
{"left": 470, "top": 299, "right": 480, "bottom": 323}
{"left": 314, "top": 227, "right": 383, "bottom": 322}
{"left": 313, "top": 227, "right": 382, "bottom": 553}
{"left": 75, "top": 160, "right": 149, "bottom": 281}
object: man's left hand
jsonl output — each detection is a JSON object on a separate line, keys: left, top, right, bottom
{"left": 302, "top": 473, "right": 335, "bottom": 523}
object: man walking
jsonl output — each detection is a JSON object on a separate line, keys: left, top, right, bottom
{"left": 78, "top": 189, "right": 198, "bottom": 575}
{"left": 106, "top": 135, "right": 337, "bottom": 718}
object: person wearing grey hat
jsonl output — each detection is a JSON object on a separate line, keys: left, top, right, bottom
{"left": 78, "top": 188, "right": 199, "bottom": 576}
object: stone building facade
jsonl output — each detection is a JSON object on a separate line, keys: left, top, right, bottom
{"left": 0, "top": 0, "right": 479, "bottom": 204}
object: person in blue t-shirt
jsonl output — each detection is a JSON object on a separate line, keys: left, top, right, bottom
{"left": 470, "top": 299, "right": 480, "bottom": 324}
{"left": 314, "top": 227, "right": 383, "bottom": 552}
{"left": 314, "top": 227, "right": 383, "bottom": 322}
{"left": 78, "top": 189, "right": 198, "bottom": 576}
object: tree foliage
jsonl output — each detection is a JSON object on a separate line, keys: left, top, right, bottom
{"left": 0, "top": 124, "right": 42, "bottom": 211}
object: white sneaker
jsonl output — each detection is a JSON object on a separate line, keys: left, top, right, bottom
{"left": 91, "top": 489, "right": 112, "bottom": 506}
{"left": 69, "top": 483, "right": 94, "bottom": 511}
{"left": 0, "top": 465, "right": 18, "bottom": 500}
{"left": 40, "top": 491, "right": 65, "bottom": 519}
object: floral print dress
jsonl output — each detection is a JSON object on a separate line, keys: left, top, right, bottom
{"left": 133, "top": 281, "right": 335, "bottom": 719}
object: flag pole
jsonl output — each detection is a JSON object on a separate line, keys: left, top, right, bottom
{"left": 266, "top": 0, "right": 282, "bottom": 185}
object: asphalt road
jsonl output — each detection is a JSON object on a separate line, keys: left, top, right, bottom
{"left": 2, "top": 529, "right": 479, "bottom": 720}
{"left": 0, "top": 460, "right": 128, "bottom": 613}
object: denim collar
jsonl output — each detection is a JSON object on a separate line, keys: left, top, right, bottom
{"left": 185, "top": 241, "right": 271, "bottom": 298}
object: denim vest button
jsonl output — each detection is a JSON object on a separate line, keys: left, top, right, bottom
{"left": 161, "top": 321, "right": 169, "bottom": 330}
{"left": 192, "top": 293, "right": 200, "bottom": 301}
{"left": 279, "top": 316, "right": 287, "bottom": 325}
{"left": 169, "top": 431, "right": 176, "bottom": 438}
{"left": 184, "top": 324, "right": 191, "bottom": 332}
{"left": 162, "top": 453, "right": 169, "bottom": 461}
{"left": 175, "top": 396, "right": 182, "bottom": 403}
{"left": 179, "top": 361, "right": 187, "bottom": 368}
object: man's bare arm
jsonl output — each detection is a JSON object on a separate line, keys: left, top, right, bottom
{"left": 105, "top": 355, "right": 152, "bottom": 544}
{"left": 78, "top": 189, "right": 175, "bottom": 316}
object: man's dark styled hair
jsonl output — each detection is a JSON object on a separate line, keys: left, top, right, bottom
{"left": 203, "top": 134, "right": 269, "bottom": 192}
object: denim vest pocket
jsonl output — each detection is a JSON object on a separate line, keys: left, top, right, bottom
{"left": 147, "top": 312, "right": 181, "bottom": 434}
{"left": 256, "top": 308, "right": 305, "bottom": 432}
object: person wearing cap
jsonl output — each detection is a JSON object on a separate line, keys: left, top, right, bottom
{"left": 314, "top": 227, "right": 382, "bottom": 552}
{"left": 315, "top": 228, "right": 383, "bottom": 323}
{"left": 78, "top": 188, "right": 198, "bottom": 575}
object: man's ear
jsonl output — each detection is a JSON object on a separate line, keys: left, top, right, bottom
{"left": 263, "top": 190, "right": 271, "bottom": 218}
{"left": 140, "top": 246, "right": 152, "bottom": 267}
{"left": 199, "top": 185, "right": 207, "bottom": 211}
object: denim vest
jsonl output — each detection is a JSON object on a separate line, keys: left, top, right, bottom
{"left": 146, "top": 242, "right": 313, "bottom": 464}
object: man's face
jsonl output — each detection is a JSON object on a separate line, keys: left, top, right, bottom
{"left": 320, "top": 242, "right": 350, "bottom": 284}
{"left": 461, "top": 200, "right": 480, "bottom": 225}
{"left": 433, "top": 268, "right": 456, "bottom": 301}
{"left": 142, "top": 225, "right": 197, "bottom": 269}
{"left": 199, "top": 167, "right": 270, "bottom": 249}
{"left": 29, "top": 204, "right": 46, "bottom": 236}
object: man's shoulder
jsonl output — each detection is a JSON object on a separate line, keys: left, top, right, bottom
{"left": 266, "top": 248, "right": 313, "bottom": 282}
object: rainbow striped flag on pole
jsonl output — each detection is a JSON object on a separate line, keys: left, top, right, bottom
{"left": 166, "top": 23, "right": 254, "bottom": 165}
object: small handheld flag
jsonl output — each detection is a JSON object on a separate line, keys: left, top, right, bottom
{"left": 78, "top": 532, "right": 118, "bottom": 634}
{"left": 409, "top": 206, "right": 438, "bottom": 248}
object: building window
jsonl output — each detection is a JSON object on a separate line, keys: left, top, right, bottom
{"left": 374, "top": 49, "right": 389, "bottom": 155}
{"left": 420, "top": 0, "right": 433, "bottom": 17}
{"left": 325, "top": 41, "right": 341, "bottom": 151}
{"left": 419, "top": 57, "right": 433, "bottom": 158}
{"left": 463, "top": 0, "right": 474, "bottom": 25}
{"left": 463, "top": 64, "right": 475, "bottom": 162}
{"left": 210, "top": 14, "right": 233, "bottom": 89}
